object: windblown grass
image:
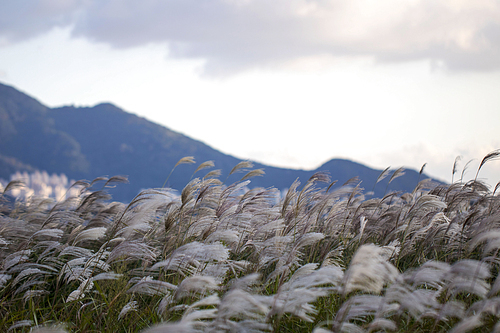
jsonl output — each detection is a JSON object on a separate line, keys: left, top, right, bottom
{"left": 1, "top": 154, "right": 500, "bottom": 332}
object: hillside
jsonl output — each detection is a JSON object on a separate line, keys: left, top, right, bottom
{"left": 0, "top": 82, "right": 439, "bottom": 201}
{"left": 0, "top": 83, "right": 89, "bottom": 176}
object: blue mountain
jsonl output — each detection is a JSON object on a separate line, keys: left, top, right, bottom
{"left": 0, "top": 82, "right": 438, "bottom": 202}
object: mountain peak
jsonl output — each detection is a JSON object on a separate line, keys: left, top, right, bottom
{"left": 93, "top": 102, "right": 123, "bottom": 111}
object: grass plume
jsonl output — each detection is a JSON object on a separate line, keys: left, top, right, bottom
{"left": 1, "top": 153, "right": 500, "bottom": 332}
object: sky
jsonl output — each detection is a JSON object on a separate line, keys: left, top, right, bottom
{"left": 0, "top": 0, "right": 499, "bottom": 188}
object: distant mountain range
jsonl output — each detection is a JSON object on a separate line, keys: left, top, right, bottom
{"left": 0, "top": 82, "right": 440, "bottom": 202}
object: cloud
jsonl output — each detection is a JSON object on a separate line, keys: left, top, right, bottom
{"left": 0, "top": 0, "right": 83, "bottom": 46}
{"left": 1, "top": 0, "right": 500, "bottom": 74}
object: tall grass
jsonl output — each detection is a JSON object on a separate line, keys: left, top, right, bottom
{"left": 1, "top": 153, "right": 500, "bottom": 332}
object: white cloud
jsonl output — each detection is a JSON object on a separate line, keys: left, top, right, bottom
{"left": 1, "top": 0, "right": 500, "bottom": 74}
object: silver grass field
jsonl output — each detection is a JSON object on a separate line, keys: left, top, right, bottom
{"left": 1, "top": 152, "right": 500, "bottom": 332}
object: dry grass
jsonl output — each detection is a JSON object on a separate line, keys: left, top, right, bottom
{"left": 1, "top": 153, "right": 500, "bottom": 332}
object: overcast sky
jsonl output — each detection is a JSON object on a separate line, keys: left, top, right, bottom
{"left": 1, "top": 0, "right": 499, "bottom": 188}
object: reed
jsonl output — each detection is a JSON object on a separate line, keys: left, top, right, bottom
{"left": 1, "top": 151, "right": 500, "bottom": 332}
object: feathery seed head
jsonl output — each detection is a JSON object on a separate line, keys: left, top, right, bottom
{"left": 343, "top": 244, "right": 399, "bottom": 295}
{"left": 229, "top": 161, "right": 254, "bottom": 176}
{"left": 175, "top": 156, "right": 196, "bottom": 168}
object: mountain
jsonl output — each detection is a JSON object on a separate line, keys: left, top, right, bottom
{"left": 0, "top": 83, "right": 89, "bottom": 176}
{"left": 0, "top": 154, "right": 37, "bottom": 176}
{"left": 0, "top": 82, "right": 439, "bottom": 202}
{"left": 49, "top": 102, "right": 243, "bottom": 199}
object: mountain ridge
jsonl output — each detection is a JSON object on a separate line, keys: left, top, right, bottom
{"left": 0, "top": 81, "right": 440, "bottom": 201}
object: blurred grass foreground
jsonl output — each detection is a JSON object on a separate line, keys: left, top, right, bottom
{"left": 1, "top": 152, "right": 500, "bottom": 333}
